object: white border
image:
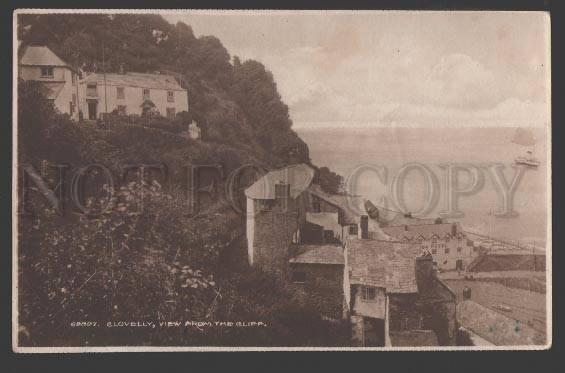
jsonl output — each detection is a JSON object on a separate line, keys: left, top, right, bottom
{"left": 12, "top": 8, "right": 552, "bottom": 352}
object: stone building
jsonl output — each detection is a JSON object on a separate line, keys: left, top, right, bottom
{"left": 288, "top": 244, "right": 345, "bottom": 319}
{"left": 345, "top": 237, "right": 457, "bottom": 346}
{"left": 382, "top": 222, "right": 478, "bottom": 271}
{"left": 245, "top": 163, "right": 457, "bottom": 345}
{"left": 244, "top": 164, "right": 314, "bottom": 282}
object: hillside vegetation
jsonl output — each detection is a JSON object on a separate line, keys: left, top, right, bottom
{"left": 16, "top": 14, "right": 350, "bottom": 347}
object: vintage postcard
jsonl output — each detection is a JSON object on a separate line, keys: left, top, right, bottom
{"left": 12, "top": 9, "right": 551, "bottom": 351}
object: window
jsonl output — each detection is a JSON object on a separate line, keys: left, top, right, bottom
{"left": 445, "top": 248, "right": 450, "bottom": 254}
{"left": 431, "top": 237, "right": 437, "bottom": 244}
{"left": 312, "top": 201, "right": 321, "bottom": 213}
{"left": 457, "top": 247, "right": 462, "bottom": 253}
{"left": 473, "top": 247, "right": 479, "bottom": 253}
{"left": 71, "top": 72, "right": 75, "bottom": 84}
{"left": 349, "top": 225, "right": 358, "bottom": 236}
{"left": 257, "top": 200, "right": 271, "bottom": 211}
{"left": 117, "top": 87, "right": 125, "bottom": 99}
{"left": 167, "top": 90, "right": 174, "bottom": 102}
{"left": 292, "top": 271, "right": 306, "bottom": 283}
{"left": 166, "top": 108, "right": 176, "bottom": 119}
{"left": 40, "top": 67, "right": 54, "bottom": 78}
{"left": 432, "top": 248, "right": 437, "bottom": 254}
{"left": 117, "top": 105, "right": 127, "bottom": 115}
{"left": 86, "top": 84, "right": 97, "bottom": 97}
{"left": 361, "top": 286, "right": 376, "bottom": 301}
{"left": 143, "top": 88, "right": 150, "bottom": 100}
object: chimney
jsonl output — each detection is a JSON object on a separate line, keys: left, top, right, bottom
{"left": 404, "top": 224, "right": 408, "bottom": 231}
{"left": 274, "top": 181, "right": 290, "bottom": 209}
{"left": 119, "top": 63, "right": 125, "bottom": 75}
{"left": 451, "top": 223, "right": 457, "bottom": 236}
{"left": 360, "top": 215, "right": 369, "bottom": 239}
{"left": 415, "top": 252, "right": 435, "bottom": 295}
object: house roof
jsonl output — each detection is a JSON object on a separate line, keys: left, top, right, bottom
{"left": 389, "top": 330, "right": 439, "bottom": 346}
{"left": 382, "top": 222, "right": 464, "bottom": 241}
{"left": 346, "top": 239, "right": 421, "bottom": 293}
{"left": 306, "top": 212, "right": 339, "bottom": 228}
{"left": 307, "top": 183, "right": 365, "bottom": 225}
{"left": 383, "top": 213, "right": 438, "bottom": 227}
{"left": 245, "top": 164, "right": 315, "bottom": 200}
{"left": 289, "top": 244, "right": 345, "bottom": 265}
{"left": 80, "top": 72, "right": 185, "bottom": 91}
{"left": 19, "top": 46, "right": 69, "bottom": 67}
{"left": 457, "top": 300, "right": 545, "bottom": 345}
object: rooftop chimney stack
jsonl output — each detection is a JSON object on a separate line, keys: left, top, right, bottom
{"left": 119, "top": 63, "right": 125, "bottom": 75}
{"left": 415, "top": 252, "right": 435, "bottom": 295}
{"left": 360, "top": 215, "right": 369, "bottom": 239}
{"left": 451, "top": 223, "right": 457, "bottom": 236}
{"left": 274, "top": 182, "right": 290, "bottom": 210}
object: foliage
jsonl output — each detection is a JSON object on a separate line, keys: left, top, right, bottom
{"left": 314, "top": 166, "right": 345, "bottom": 195}
{"left": 17, "top": 15, "right": 351, "bottom": 347}
{"left": 18, "top": 13, "right": 311, "bottom": 166}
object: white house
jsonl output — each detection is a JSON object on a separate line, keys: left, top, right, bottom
{"left": 18, "top": 46, "right": 79, "bottom": 120}
{"left": 78, "top": 72, "right": 188, "bottom": 120}
{"left": 382, "top": 222, "right": 478, "bottom": 271}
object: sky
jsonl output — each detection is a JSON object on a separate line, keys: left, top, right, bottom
{"left": 164, "top": 11, "right": 550, "bottom": 129}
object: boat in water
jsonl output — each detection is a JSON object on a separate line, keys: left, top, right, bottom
{"left": 512, "top": 128, "right": 540, "bottom": 168}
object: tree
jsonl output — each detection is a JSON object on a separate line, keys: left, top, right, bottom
{"left": 315, "top": 167, "right": 344, "bottom": 195}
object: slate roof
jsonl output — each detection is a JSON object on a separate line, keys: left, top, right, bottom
{"left": 346, "top": 239, "right": 421, "bottom": 293}
{"left": 457, "top": 300, "right": 545, "bottom": 345}
{"left": 389, "top": 330, "right": 439, "bottom": 346}
{"left": 307, "top": 183, "right": 365, "bottom": 225}
{"left": 19, "top": 46, "right": 69, "bottom": 67}
{"left": 245, "top": 164, "right": 315, "bottom": 200}
{"left": 289, "top": 245, "right": 345, "bottom": 265}
{"left": 80, "top": 72, "right": 185, "bottom": 91}
{"left": 382, "top": 222, "right": 464, "bottom": 241}
{"left": 384, "top": 214, "right": 437, "bottom": 227}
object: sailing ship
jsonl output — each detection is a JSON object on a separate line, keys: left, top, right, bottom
{"left": 512, "top": 128, "right": 540, "bottom": 168}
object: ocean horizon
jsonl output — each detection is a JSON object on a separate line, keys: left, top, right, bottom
{"left": 296, "top": 125, "right": 549, "bottom": 248}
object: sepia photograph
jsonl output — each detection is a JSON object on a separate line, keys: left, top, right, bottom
{"left": 12, "top": 9, "right": 551, "bottom": 351}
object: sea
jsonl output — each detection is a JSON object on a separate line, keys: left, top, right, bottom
{"left": 296, "top": 126, "right": 549, "bottom": 249}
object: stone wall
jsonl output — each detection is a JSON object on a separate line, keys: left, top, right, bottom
{"left": 288, "top": 263, "right": 345, "bottom": 319}
{"left": 252, "top": 194, "right": 308, "bottom": 282}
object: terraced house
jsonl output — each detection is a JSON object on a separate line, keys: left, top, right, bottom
{"left": 245, "top": 163, "right": 457, "bottom": 346}
{"left": 78, "top": 70, "right": 188, "bottom": 120}
{"left": 382, "top": 221, "right": 479, "bottom": 271}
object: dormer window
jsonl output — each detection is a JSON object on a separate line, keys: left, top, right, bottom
{"left": 167, "top": 90, "right": 174, "bottom": 102}
{"left": 40, "top": 67, "right": 54, "bottom": 78}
